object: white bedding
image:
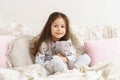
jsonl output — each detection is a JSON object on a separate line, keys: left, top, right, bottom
{"left": 1, "top": 20, "right": 120, "bottom": 80}
{"left": 0, "top": 61, "right": 119, "bottom": 80}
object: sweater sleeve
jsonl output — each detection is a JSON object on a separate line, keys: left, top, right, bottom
{"left": 35, "top": 42, "right": 52, "bottom": 66}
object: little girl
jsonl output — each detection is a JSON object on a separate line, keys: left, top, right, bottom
{"left": 34, "top": 12, "right": 91, "bottom": 75}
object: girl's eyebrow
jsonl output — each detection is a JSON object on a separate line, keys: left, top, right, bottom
{"left": 53, "top": 23, "right": 65, "bottom": 26}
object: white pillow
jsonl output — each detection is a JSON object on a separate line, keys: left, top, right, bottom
{"left": 9, "top": 37, "right": 34, "bottom": 67}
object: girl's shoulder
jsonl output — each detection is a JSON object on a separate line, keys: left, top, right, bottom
{"left": 39, "top": 42, "right": 49, "bottom": 52}
{"left": 41, "top": 42, "right": 47, "bottom": 45}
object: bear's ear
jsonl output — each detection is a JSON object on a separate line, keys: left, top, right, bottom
{"left": 68, "top": 41, "right": 72, "bottom": 46}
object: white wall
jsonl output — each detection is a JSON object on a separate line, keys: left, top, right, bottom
{"left": 0, "top": 0, "right": 120, "bottom": 26}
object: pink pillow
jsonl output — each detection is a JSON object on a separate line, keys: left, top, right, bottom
{"left": 0, "top": 35, "right": 16, "bottom": 68}
{"left": 84, "top": 38, "right": 120, "bottom": 67}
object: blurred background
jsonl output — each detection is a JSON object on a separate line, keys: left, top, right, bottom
{"left": 0, "top": 0, "right": 120, "bottom": 27}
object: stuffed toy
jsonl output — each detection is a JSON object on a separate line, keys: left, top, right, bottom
{"left": 54, "top": 40, "right": 75, "bottom": 69}
{"left": 54, "top": 40, "right": 72, "bottom": 56}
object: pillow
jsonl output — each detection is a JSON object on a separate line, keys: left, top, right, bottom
{"left": 0, "top": 35, "right": 16, "bottom": 68}
{"left": 9, "top": 37, "right": 34, "bottom": 67}
{"left": 0, "top": 20, "right": 24, "bottom": 36}
{"left": 84, "top": 38, "right": 120, "bottom": 67}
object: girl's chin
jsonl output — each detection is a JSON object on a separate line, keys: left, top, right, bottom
{"left": 56, "top": 36, "right": 63, "bottom": 39}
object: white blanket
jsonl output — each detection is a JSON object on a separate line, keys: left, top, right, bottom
{"left": 0, "top": 61, "right": 119, "bottom": 80}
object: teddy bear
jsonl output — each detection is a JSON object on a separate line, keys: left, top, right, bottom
{"left": 54, "top": 41, "right": 72, "bottom": 56}
{"left": 54, "top": 40, "right": 75, "bottom": 70}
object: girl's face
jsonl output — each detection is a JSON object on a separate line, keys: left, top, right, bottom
{"left": 51, "top": 17, "right": 66, "bottom": 42}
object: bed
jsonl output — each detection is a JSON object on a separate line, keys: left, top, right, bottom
{"left": 0, "top": 20, "right": 120, "bottom": 80}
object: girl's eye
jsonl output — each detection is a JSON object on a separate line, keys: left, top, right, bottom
{"left": 61, "top": 26, "right": 65, "bottom": 28}
{"left": 54, "top": 25, "right": 58, "bottom": 27}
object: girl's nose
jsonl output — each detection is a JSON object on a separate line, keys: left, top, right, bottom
{"left": 58, "top": 26, "right": 62, "bottom": 30}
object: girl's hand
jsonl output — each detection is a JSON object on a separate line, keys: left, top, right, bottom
{"left": 57, "top": 53, "right": 68, "bottom": 63}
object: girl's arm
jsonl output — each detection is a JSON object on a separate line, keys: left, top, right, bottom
{"left": 57, "top": 53, "right": 68, "bottom": 63}
{"left": 35, "top": 42, "right": 51, "bottom": 66}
